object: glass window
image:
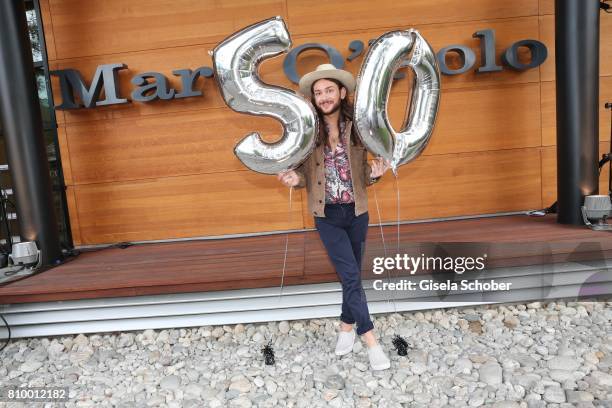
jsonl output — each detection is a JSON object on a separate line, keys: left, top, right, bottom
{"left": 0, "top": 1, "right": 73, "bottom": 249}
{"left": 35, "top": 67, "right": 53, "bottom": 127}
{"left": 26, "top": 7, "right": 42, "bottom": 64}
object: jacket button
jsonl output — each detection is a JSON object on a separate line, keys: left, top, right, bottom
{"left": 316, "top": 162, "right": 320, "bottom": 166}
{"left": 314, "top": 211, "right": 317, "bottom": 215}
{"left": 317, "top": 181, "right": 321, "bottom": 185}
{"left": 318, "top": 200, "right": 322, "bottom": 203}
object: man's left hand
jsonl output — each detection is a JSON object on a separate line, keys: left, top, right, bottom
{"left": 370, "top": 157, "right": 391, "bottom": 179}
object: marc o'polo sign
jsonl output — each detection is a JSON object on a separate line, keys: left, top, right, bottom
{"left": 51, "top": 65, "right": 214, "bottom": 109}
{"left": 50, "top": 29, "right": 547, "bottom": 110}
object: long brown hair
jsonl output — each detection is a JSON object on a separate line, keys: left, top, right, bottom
{"left": 310, "top": 78, "right": 362, "bottom": 148}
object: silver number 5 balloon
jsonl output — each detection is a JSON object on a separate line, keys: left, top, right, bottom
{"left": 354, "top": 29, "right": 441, "bottom": 174}
{"left": 211, "top": 17, "right": 319, "bottom": 175}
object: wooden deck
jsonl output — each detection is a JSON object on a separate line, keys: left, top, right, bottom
{"left": 1, "top": 214, "right": 611, "bottom": 304}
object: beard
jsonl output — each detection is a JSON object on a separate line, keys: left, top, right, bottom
{"left": 316, "top": 99, "right": 342, "bottom": 116}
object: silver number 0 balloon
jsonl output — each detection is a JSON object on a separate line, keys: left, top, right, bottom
{"left": 354, "top": 29, "right": 441, "bottom": 173}
{"left": 211, "top": 17, "right": 319, "bottom": 174}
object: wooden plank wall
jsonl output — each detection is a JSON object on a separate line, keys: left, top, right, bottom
{"left": 40, "top": 0, "right": 611, "bottom": 245}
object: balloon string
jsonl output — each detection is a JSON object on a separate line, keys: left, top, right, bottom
{"left": 373, "top": 185, "right": 387, "bottom": 258}
{"left": 373, "top": 182, "right": 398, "bottom": 314}
{"left": 393, "top": 171, "right": 401, "bottom": 314}
{"left": 394, "top": 171, "right": 400, "bottom": 256}
{"left": 278, "top": 186, "right": 292, "bottom": 302}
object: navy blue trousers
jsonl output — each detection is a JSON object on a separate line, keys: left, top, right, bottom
{"left": 314, "top": 203, "right": 374, "bottom": 336}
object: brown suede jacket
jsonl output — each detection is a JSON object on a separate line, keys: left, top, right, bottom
{"left": 293, "top": 119, "right": 380, "bottom": 218}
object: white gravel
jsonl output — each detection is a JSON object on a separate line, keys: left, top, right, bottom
{"left": 0, "top": 298, "right": 611, "bottom": 407}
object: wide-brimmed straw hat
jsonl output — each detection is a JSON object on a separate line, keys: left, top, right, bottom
{"left": 298, "top": 63, "right": 356, "bottom": 98}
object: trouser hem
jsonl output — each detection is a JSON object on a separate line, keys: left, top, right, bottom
{"left": 356, "top": 321, "right": 374, "bottom": 336}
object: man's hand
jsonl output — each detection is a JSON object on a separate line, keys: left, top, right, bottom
{"left": 277, "top": 170, "right": 300, "bottom": 187}
{"left": 370, "top": 157, "right": 391, "bottom": 179}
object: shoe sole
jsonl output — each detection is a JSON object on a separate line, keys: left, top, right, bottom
{"left": 335, "top": 347, "right": 353, "bottom": 356}
{"left": 370, "top": 361, "right": 391, "bottom": 370}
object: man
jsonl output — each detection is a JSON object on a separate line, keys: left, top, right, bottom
{"left": 277, "top": 64, "right": 392, "bottom": 370}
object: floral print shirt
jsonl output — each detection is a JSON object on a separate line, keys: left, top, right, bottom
{"left": 323, "top": 121, "right": 355, "bottom": 204}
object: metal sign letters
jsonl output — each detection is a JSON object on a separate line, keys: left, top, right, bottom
{"left": 50, "top": 29, "right": 547, "bottom": 110}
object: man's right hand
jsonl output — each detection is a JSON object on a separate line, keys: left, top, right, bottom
{"left": 277, "top": 170, "right": 300, "bottom": 187}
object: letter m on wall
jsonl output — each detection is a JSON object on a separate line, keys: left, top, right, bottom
{"left": 50, "top": 63, "right": 128, "bottom": 109}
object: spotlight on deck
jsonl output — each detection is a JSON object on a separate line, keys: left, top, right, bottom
{"left": 0, "top": 242, "right": 42, "bottom": 285}
{"left": 8, "top": 241, "right": 41, "bottom": 268}
{"left": 581, "top": 195, "right": 612, "bottom": 231}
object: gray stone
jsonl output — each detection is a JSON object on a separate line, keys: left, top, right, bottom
{"left": 550, "top": 369, "right": 574, "bottom": 382}
{"left": 225, "top": 389, "right": 240, "bottom": 399}
{"left": 543, "top": 386, "right": 566, "bottom": 403}
{"left": 264, "top": 379, "right": 277, "bottom": 395}
{"left": 403, "top": 375, "right": 420, "bottom": 393}
{"left": 411, "top": 362, "right": 428, "bottom": 375}
{"left": 598, "top": 353, "right": 612, "bottom": 370}
{"left": 566, "top": 390, "right": 594, "bottom": 403}
{"left": 116, "top": 333, "right": 134, "bottom": 348}
{"left": 322, "top": 389, "right": 338, "bottom": 401}
{"left": 492, "top": 402, "right": 521, "bottom": 408}
{"left": 325, "top": 374, "right": 345, "bottom": 390}
{"left": 229, "top": 396, "right": 252, "bottom": 408}
{"left": 414, "top": 392, "right": 431, "bottom": 403}
{"left": 160, "top": 375, "right": 180, "bottom": 391}
{"left": 479, "top": 361, "right": 502, "bottom": 386}
{"left": 19, "top": 360, "right": 43, "bottom": 373}
{"left": 512, "top": 353, "right": 538, "bottom": 368}
{"left": 329, "top": 397, "right": 344, "bottom": 408}
{"left": 469, "top": 354, "right": 490, "bottom": 364}
{"left": 229, "top": 377, "right": 251, "bottom": 393}
{"left": 548, "top": 356, "right": 579, "bottom": 371}
{"left": 503, "top": 316, "right": 520, "bottom": 329}
{"left": 588, "top": 370, "right": 612, "bottom": 387}
{"left": 183, "top": 383, "right": 203, "bottom": 399}
{"left": 408, "top": 349, "right": 428, "bottom": 364}
{"left": 47, "top": 342, "right": 65, "bottom": 359}
{"left": 142, "top": 329, "right": 155, "bottom": 340}
{"left": 68, "top": 347, "right": 94, "bottom": 364}
{"left": 454, "top": 358, "right": 473, "bottom": 373}
{"left": 26, "top": 347, "right": 48, "bottom": 363}
{"left": 278, "top": 321, "right": 290, "bottom": 334}
{"left": 354, "top": 385, "right": 373, "bottom": 398}
{"left": 583, "top": 351, "right": 600, "bottom": 365}
{"left": 73, "top": 334, "right": 89, "bottom": 347}
{"left": 208, "top": 400, "right": 224, "bottom": 408}
{"left": 468, "top": 389, "right": 485, "bottom": 406}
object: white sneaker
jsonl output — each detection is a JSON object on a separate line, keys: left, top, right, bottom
{"left": 367, "top": 344, "right": 391, "bottom": 370}
{"left": 334, "top": 329, "right": 355, "bottom": 356}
